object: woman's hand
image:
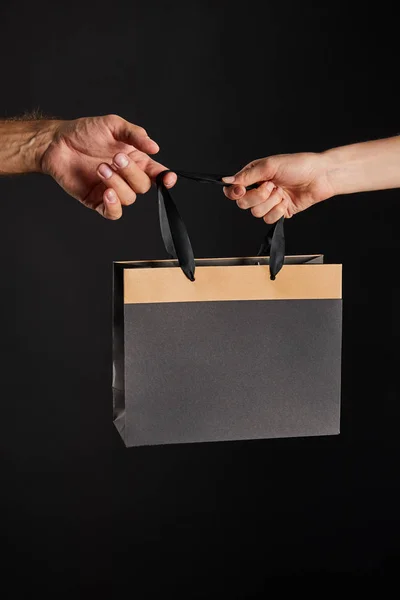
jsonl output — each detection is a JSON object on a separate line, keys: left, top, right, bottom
{"left": 223, "top": 152, "right": 335, "bottom": 224}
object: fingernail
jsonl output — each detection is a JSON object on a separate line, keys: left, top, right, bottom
{"left": 105, "top": 189, "right": 117, "bottom": 203}
{"left": 164, "top": 173, "right": 176, "bottom": 188}
{"left": 222, "top": 176, "right": 235, "bottom": 184}
{"left": 98, "top": 164, "right": 113, "bottom": 179}
{"left": 114, "top": 153, "right": 129, "bottom": 168}
{"left": 233, "top": 186, "right": 243, "bottom": 196}
{"left": 266, "top": 181, "right": 274, "bottom": 191}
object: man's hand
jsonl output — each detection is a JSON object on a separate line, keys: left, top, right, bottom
{"left": 222, "top": 153, "right": 335, "bottom": 224}
{"left": 40, "top": 115, "right": 176, "bottom": 219}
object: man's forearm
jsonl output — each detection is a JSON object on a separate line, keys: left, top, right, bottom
{"left": 324, "top": 136, "right": 400, "bottom": 197}
{"left": 0, "top": 119, "right": 59, "bottom": 175}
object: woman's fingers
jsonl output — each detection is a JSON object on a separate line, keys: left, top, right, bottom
{"left": 226, "top": 182, "right": 290, "bottom": 224}
{"left": 224, "top": 180, "right": 281, "bottom": 215}
{"left": 237, "top": 181, "right": 276, "bottom": 209}
{"left": 250, "top": 187, "right": 283, "bottom": 218}
{"left": 223, "top": 184, "right": 247, "bottom": 200}
{"left": 263, "top": 200, "right": 288, "bottom": 224}
{"left": 222, "top": 158, "right": 273, "bottom": 188}
{"left": 254, "top": 187, "right": 290, "bottom": 224}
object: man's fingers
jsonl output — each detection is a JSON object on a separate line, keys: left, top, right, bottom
{"left": 97, "top": 162, "right": 139, "bottom": 204}
{"left": 111, "top": 153, "right": 152, "bottom": 194}
{"left": 96, "top": 189, "right": 123, "bottom": 220}
{"left": 111, "top": 117, "right": 160, "bottom": 154}
{"left": 110, "top": 152, "right": 177, "bottom": 191}
{"left": 162, "top": 170, "right": 177, "bottom": 188}
{"left": 143, "top": 158, "right": 177, "bottom": 189}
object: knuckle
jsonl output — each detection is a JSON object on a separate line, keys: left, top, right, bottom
{"left": 263, "top": 181, "right": 274, "bottom": 195}
{"left": 251, "top": 206, "right": 263, "bottom": 218}
{"left": 105, "top": 113, "right": 122, "bottom": 126}
{"left": 264, "top": 213, "right": 274, "bottom": 224}
{"left": 134, "top": 125, "right": 147, "bottom": 137}
{"left": 263, "top": 157, "right": 272, "bottom": 171}
{"left": 277, "top": 204, "right": 285, "bottom": 216}
{"left": 238, "top": 168, "right": 251, "bottom": 183}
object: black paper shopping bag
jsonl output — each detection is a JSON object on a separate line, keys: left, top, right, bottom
{"left": 112, "top": 172, "right": 342, "bottom": 447}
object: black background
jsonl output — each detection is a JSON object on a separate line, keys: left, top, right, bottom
{"left": 1, "top": 0, "right": 399, "bottom": 594}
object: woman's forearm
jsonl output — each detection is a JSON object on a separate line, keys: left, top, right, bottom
{"left": 324, "top": 136, "right": 400, "bottom": 197}
{"left": 0, "top": 119, "right": 58, "bottom": 175}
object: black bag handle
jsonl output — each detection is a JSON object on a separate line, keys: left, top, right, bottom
{"left": 156, "top": 170, "right": 285, "bottom": 282}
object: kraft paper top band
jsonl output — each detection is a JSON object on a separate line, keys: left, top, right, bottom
{"left": 123, "top": 264, "right": 342, "bottom": 304}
